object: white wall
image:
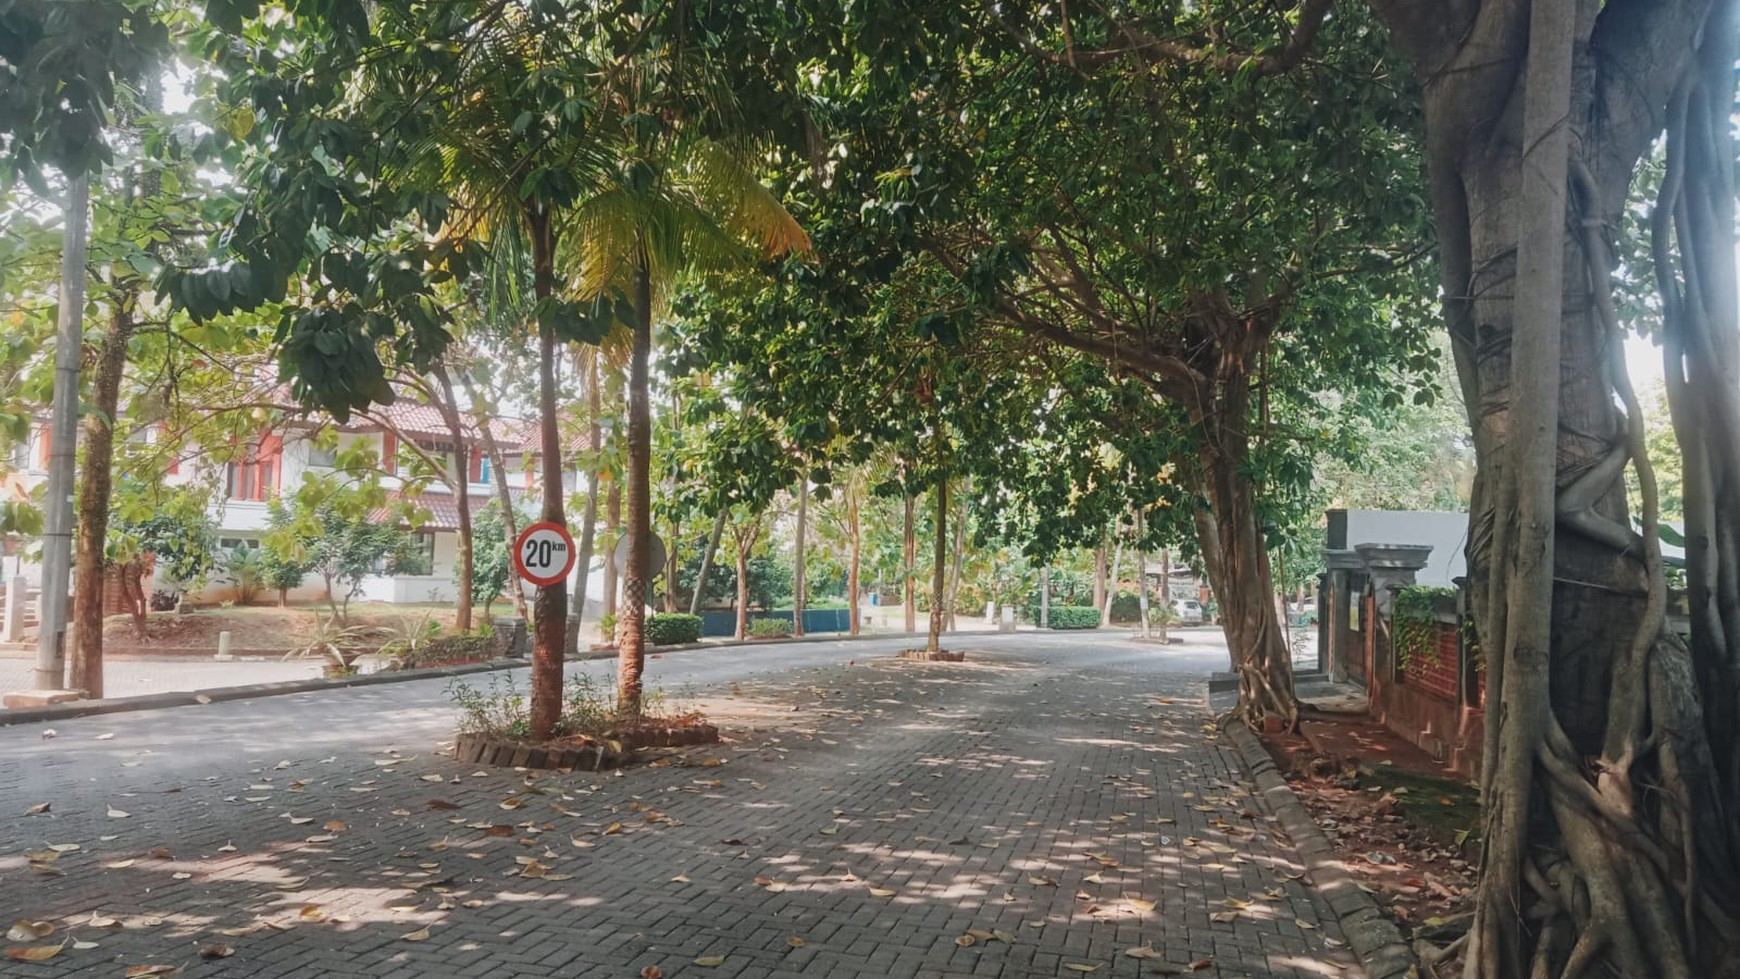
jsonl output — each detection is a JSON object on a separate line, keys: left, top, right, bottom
{"left": 1342, "top": 510, "right": 1469, "bottom": 587}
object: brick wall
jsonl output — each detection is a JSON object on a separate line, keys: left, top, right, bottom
{"left": 101, "top": 554, "right": 155, "bottom": 617}
{"left": 1403, "top": 622, "right": 1459, "bottom": 700}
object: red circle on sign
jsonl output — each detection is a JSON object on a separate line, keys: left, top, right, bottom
{"left": 513, "top": 521, "right": 577, "bottom": 587}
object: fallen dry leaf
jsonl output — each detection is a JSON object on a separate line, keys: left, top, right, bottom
{"left": 1210, "top": 911, "right": 1240, "bottom": 923}
{"left": 24, "top": 802, "right": 49, "bottom": 815}
{"left": 640, "top": 968, "right": 663, "bottom": 979}
{"left": 1189, "top": 960, "right": 1215, "bottom": 972}
{"left": 1064, "top": 964, "right": 1101, "bottom": 973}
{"left": 401, "top": 928, "right": 432, "bottom": 942}
{"left": 786, "top": 937, "right": 805, "bottom": 948}
{"left": 1126, "top": 898, "right": 1156, "bottom": 912}
{"left": 124, "top": 966, "right": 181, "bottom": 977}
{"left": 199, "top": 944, "right": 235, "bottom": 960}
{"left": 1124, "top": 944, "right": 1161, "bottom": 959}
{"left": 323, "top": 820, "right": 347, "bottom": 832}
{"left": 107, "top": 808, "right": 131, "bottom": 819}
{"left": 6, "top": 922, "right": 52, "bottom": 942}
{"left": 694, "top": 955, "right": 725, "bottom": 967}
{"left": 955, "top": 935, "right": 976, "bottom": 948}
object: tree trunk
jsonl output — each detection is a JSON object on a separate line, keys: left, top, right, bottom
{"left": 1093, "top": 541, "right": 1107, "bottom": 616}
{"left": 691, "top": 509, "right": 725, "bottom": 616}
{"left": 1157, "top": 549, "right": 1171, "bottom": 644}
{"left": 735, "top": 534, "right": 750, "bottom": 641}
{"left": 70, "top": 300, "right": 135, "bottom": 699}
{"left": 793, "top": 475, "right": 807, "bottom": 637}
{"left": 120, "top": 560, "right": 148, "bottom": 638}
{"left": 1040, "top": 565, "right": 1051, "bottom": 629}
{"left": 927, "top": 477, "right": 946, "bottom": 653}
{"left": 1102, "top": 537, "right": 1123, "bottom": 627}
{"left": 903, "top": 492, "right": 916, "bottom": 633}
{"left": 848, "top": 487, "right": 862, "bottom": 636}
{"left": 664, "top": 519, "right": 680, "bottom": 613}
{"left": 462, "top": 369, "right": 529, "bottom": 622}
{"left": 526, "top": 209, "right": 568, "bottom": 741}
{"left": 574, "top": 352, "right": 602, "bottom": 626}
{"left": 431, "top": 365, "right": 472, "bottom": 633}
{"left": 1135, "top": 541, "right": 1150, "bottom": 641}
{"left": 1371, "top": 4, "right": 1740, "bottom": 976}
{"left": 616, "top": 259, "right": 654, "bottom": 715}
{"left": 602, "top": 478, "right": 621, "bottom": 617}
{"left": 946, "top": 476, "right": 968, "bottom": 632}
{"left": 1187, "top": 451, "right": 1295, "bottom": 728}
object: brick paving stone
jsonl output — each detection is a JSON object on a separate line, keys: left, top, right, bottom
{"left": 0, "top": 634, "right": 1357, "bottom": 978}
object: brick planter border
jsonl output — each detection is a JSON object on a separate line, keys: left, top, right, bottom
{"left": 453, "top": 732, "right": 630, "bottom": 771}
{"left": 898, "top": 649, "right": 966, "bottom": 662}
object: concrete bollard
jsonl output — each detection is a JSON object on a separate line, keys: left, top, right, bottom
{"left": 215, "top": 630, "right": 233, "bottom": 661}
{"left": 2, "top": 575, "right": 22, "bottom": 642}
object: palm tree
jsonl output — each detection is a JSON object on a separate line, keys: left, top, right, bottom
{"left": 389, "top": 11, "right": 612, "bottom": 740}
{"left": 573, "top": 76, "right": 808, "bottom": 712}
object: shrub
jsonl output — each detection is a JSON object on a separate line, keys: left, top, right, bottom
{"left": 748, "top": 617, "right": 792, "bottom": 639}
{"left": 646, "top": 613, "right": 702, "bottom": 646}
{"left": 383, "top": 634, "right": 503, "bottom": 671}
{"left": 597, "top": 613, "right": 617, "bottom": 643}
{"left": 1108, "top": 590, "right": 1142, "bottom": 623}
{"left": 1048, "top": 606, "right": 1102, "bottom": 630}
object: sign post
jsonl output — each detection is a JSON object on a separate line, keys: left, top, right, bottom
{"left": 514, "top": 521, "right": 577, "bottom": 588}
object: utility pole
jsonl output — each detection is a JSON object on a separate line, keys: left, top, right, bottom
{"left": 36, "top": 173, "right": 90, "bottom": 691}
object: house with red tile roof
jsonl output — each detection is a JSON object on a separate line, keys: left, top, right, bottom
{"left": 3, "top": 397, "right": 594, "bottom": 609}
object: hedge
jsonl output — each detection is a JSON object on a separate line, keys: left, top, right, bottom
{"left": 647, "top": 613, "right": 703, "bottom": 646}
{"left": 1108, "top": 590, "right": 1143, "bottom": 623}
{"left": 1048, "top": 606, "right": 1102, "bottom": 630}
{"left": 748, "top": 617, "right": 792, "bottom": 639}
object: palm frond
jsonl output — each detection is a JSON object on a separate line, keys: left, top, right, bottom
{"left": 684, "top": 138, "right": 810, "bottom": 258}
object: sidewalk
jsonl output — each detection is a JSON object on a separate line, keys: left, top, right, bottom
{"left": 0, "top": 634, "right": 1357, "bottom": 978}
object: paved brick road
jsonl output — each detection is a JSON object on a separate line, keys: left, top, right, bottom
{"left": 0, "top": 634, "right": 1356, "bottom": 978}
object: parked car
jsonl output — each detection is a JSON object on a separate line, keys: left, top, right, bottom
{"left": 1171, "top": 598, "right": 1204, "bottom": 625}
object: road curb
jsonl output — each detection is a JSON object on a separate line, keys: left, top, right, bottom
{"left": 1225, "top": 721, "right": 1419, "bottom": 979}
{"left": 0, "top": 658, "right": 528, "bottom": 728}
{"left": 0, "top": 630, "right": 995, "bottom": 727}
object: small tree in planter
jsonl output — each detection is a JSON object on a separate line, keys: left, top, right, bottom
{"left": 448, "top": 670, "right": 717, "bottom": 771}
{"left": 264, "top": 470, "right": 420, "bottom": 621}
{"left": 107, "top": 483, "right": 218, "bottom": 638}
{"left": 284, "top": 614, "right": 376, "bottom": 676}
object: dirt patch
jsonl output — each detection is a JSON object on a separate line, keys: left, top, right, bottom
{"left": 101, "top": 604, "right": 521, "bottom": 652}
{"left": 1260, "top": 715, "right": 1479, "bottom": 944}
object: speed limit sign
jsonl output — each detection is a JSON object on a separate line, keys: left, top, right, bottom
{"left": 513, "top": 521, "right": 577, "bottom": 587}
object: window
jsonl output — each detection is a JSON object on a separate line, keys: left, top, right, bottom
{"left": 218, "top": 537, "right": 260, "bottom": 551}
{"left": 385, "top": 531, "right": 437, "bottom": 576}
{"left": 227, "top": 435, "right": 282, "bottom": 501}
{"left": 476, "top": 452, "right": 490, "bottom": 485}
{"left": 306, "top": 444, "right": 337, "bottom": 468}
